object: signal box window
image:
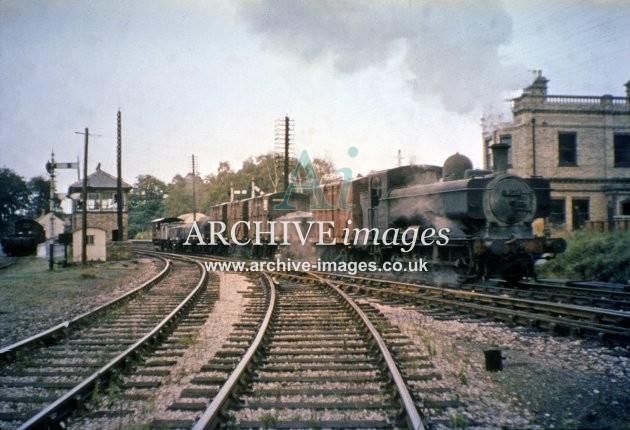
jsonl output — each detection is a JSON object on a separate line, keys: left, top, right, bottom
{"left": 100, "top": 192, "right": 116, "bottom": 210}
{"left": 87, "top": 193, "right": 100, "bottom": 210}
{"left": 558, "top": 132, "right": 577, "bottom": 166}
{"left": 622, "top": 199, "right": 630, "bottom": 216}
{"left": 614, "top": 134, "right": 630, "bottom": 167}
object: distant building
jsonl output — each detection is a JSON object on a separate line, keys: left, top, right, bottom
{"left": 483, "top": 73, "right": 630, "bottom": 233}
{"left": 35, "top": 212, "right": 66, "bottom": 240}
{"left": 67, "top": 165, "right": 132, "bottom": 261}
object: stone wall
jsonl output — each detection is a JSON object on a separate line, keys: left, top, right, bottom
{"left": 72, "top": 212, "right": 129, "bottom": 241}
{"left": 106, "top": 241, "right": 134, "bottom": 261}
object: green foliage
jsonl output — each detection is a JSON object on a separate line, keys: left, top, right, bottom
{"left": 452, "top": 413, "right": 469, "bottom": 428}
{"left": 260, "top": 412, "right": 277, "bottom": 429}
{"left": 131, "top": 152, "right": 337, "bottom": 234}
{"left": 162, "top": 152, "right": 336, "bottom": 217}
{"left": 0, "top": 169, "right": 55, "bottom": 237}
{"left": 26, "top": 176, "right": 52, "bottom": 218}
{"left": 536, "top": 231, "right": 630, "bottom": 283}
{"left": 128, "top": 174, "right": 167, "bottom": 238}
{"left": 0, "top": 167, "right": 31, "bottom": 236}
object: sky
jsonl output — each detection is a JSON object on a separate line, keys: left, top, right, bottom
{"left": 1, "top": 0, "right": 629, "bottom": 203}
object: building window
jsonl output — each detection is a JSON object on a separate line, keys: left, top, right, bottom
{"left": 485, "top": 138, "right": 492, "bottom": 170}
{"left": 558, "top": 132, "right": 577, "bottom": 166}
{"left": 614, "top": 134, "right": 630, "bottom": 167}
{"left": 100, "top": 192, "right": 116, "bottom": 210}
{"left": 621, "top": 199, "right": 630, "bottom": 216}
{"left": 572, "top": 198, "right": 589, "bottom": 230}
{"left": 549, "top": 199, "right": 566, "bottom": 227}
{"left": 87, "top": 193, "right": 100, "bottom": 210}
{"left": 86, "top": 235, "right": 95, "bottom": 245}
{"left": 500, "top": 134, "right": 512, "bottom": 167}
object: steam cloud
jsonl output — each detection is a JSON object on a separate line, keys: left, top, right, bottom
{"left": 237, "top": 0, "right": 528, "bottom": 114}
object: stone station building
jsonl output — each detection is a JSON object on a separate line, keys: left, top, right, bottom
{"left": 483, "top": 73, "right": 630, "bottom": 233}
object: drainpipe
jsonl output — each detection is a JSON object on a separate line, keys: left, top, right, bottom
{"left": 531, "top": 117, "right": 537, "bottom": 176}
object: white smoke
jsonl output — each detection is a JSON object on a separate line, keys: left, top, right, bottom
{"left": 237, "top": 0, "right": 529, "bottom": 114}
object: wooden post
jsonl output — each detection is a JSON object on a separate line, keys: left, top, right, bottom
{"left": 82, "top": 128, "right": 89, "bottom": 265}
{"left": 116, "top": 110, "right": 124, "bottom": 240}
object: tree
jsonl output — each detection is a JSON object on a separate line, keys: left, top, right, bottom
{"left": 0, "top": 168, "right": 30, "bottom": 236}
{"left": 163, "top": 152, "right": 338, "bottom": 215}
{"left": 128, "top": 175, "right": 167, "bottom": 239}
{"left": 27, "top": 176, "right": 51, "bottom": 218}
{"left": 164, "top": 174, "right": 196, "bottom": 217}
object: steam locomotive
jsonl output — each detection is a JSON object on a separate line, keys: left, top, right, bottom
{"left": 311, "top": 145, "right": 565, "bottom": 282}
{"left": 153, "top": 145, "right": 565, "bottom": 282}
{"left": 1, "top": 218, "right": 46, "bottom": 257}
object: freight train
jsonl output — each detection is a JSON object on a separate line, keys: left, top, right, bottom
{"left": 152, "top": 191, "right": 311, "bottom": 258}
{"left": 1, "top": 218, "right": 46, "bottom": 257}
{"left": 153, "top": 145, "right": 565, "bottom": 283}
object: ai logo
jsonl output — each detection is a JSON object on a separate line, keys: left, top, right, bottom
{"left": 275, "top": 146, "right": 359, "bottom": 210}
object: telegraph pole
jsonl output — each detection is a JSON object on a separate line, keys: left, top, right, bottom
{"left": 274, "top": 116, "right": 293, "bottom": 192}
{"left": 75, "top": 128, "right": 90, "bottom": 265}
{"left": 191, "top": 155, "right": 197, "bottom": 222}
{"left": 116, "top": 110, "right": 124, "bottom": 240}
{"left": 284, "top": 116, "right": 290, "bottom": 191}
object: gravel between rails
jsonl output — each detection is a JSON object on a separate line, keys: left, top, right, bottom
{"left": 368, "top": 299, "right": 630, "bottom": 429}
{"left": 66, "top": 271, "right": 252, "bottom": 429}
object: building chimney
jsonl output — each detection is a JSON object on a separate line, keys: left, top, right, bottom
{"left": 524, "top": 70, "right": 548, "bottom": 96}
{"left": 625, "top": 79, "right": 630, "bottom": 99}
{"left": 490, "top": 143, "right": 509, "bottom": 173}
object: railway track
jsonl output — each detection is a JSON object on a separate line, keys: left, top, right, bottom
{"left": 0, "top": 254, "right": 208, "bottom": 429}
{"left": 191, "top": 272, "right": 425, "bottom": 429}
{"left": 348, "top": 270, "right": 630, "bottom": 311}
{"left": 317, "top": 272, "right": 630, "bottom": 345}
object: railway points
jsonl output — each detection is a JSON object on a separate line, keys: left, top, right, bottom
{"left": 1, "top": 249, "right": 629, "bottom": 429}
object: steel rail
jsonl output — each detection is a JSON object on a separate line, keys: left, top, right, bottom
{"left": 326, "top": 277, "right": 630, "bottom": 342}
{"left": 309, "top": 272, "right": 425, "bottom": 430}
{"left": 320, "top": 271, "right": 630, "bottom": 305}
{"left": 17, "top": 255, "right": 207, "bottom": 430}
{"left": 0, "top": 254, "right": 171, "bottom": 363}
{"left": 193, "top": 273, "right": 276, "bottom": 430}
{"left": 316, "top": 272, "right": 630, "bottom": 325}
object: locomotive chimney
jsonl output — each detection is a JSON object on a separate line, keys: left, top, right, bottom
{"left": 490, "top": 143, "right": 509, "bottom": 173}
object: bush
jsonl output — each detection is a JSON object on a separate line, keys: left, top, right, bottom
{"left": 536, "top": 230, "right": 630, "bottom": 284}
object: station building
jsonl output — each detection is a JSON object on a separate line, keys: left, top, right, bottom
{"left": 67, "top": 165, "right": 132, "bottom": 261}
{"left": 483, "top": 73, "right": 630, "bottom": 233}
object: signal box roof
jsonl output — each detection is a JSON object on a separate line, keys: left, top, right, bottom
{"left": 68, "top": 165, "right": 132, "bottom": 194}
